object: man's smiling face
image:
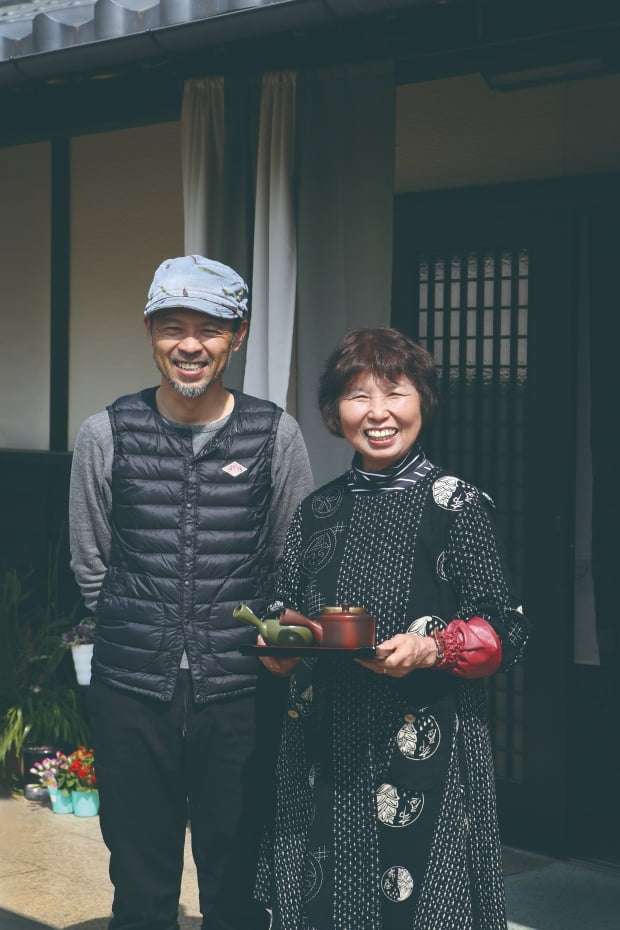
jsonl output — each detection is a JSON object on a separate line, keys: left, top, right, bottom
{"left": 147, "top": 308, "right": 246, "bottom": 399}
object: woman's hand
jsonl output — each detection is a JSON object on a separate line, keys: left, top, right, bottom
{"left": 256, "top": 634, "right": 301, "bottom": 677}
{"left": 356, "top": 633, "right": 437, "bottom": 678}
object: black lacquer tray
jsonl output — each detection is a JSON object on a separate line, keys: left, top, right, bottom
{"left": 240, "top": 644, "right": 376, "bottom": 658}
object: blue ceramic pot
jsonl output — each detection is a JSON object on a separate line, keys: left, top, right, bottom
{"left": 48, "top": 787, "right": 73, "bottom": 814}
{"left": 71, "top": 789, "right": 99, "bottom": 817}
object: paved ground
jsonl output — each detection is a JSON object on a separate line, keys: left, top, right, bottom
{"left": 0, "top": 792, "right": 200, "bottom": 929}
{"left": 503, "top": 847, "right": 620, "bottom": 930}
{"left": 0, "top": 791, "right": 619, "bottom": 929}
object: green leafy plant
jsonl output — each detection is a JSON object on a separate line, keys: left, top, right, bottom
{"left": 0, "top": 689, "right": 90, "bottom": 764}
{"left": 0, "top": 540, "right": 91, "bottom": 785}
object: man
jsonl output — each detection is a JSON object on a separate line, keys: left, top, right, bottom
{"left": 69, "top": 255, "right": 314, "bottom": 930}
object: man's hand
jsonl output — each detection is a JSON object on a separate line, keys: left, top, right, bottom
{"left": 257, "top": 634, "right": 300, "bottom": 677}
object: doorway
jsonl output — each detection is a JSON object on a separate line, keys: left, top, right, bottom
{"left": 392, "top": 177, "right": 619, "bottom": 861}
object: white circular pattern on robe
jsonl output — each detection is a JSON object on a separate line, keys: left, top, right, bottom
{"left": 406, "top": 615, "right": 432, "bottom": 637}
{"left": 436, "top": 549, "right": 448, "bottom": 581}
{"left": 311, "top": 487, "right": 344, "bottom": 518}
{"left": 406, "top": 615, "right": 445, "bottom": 637}
{"left": 396, "top": 714, "right": 440, "bottom": 761}
{"left": 302, "top": 850, "right": 326, "bottom": 903}
{"left": 302, "top": 528, "right": 340, "bottom": 573}
{"left": 432, "top": 475, "right": 477, "bottom": 512}
{"left": 376, "top": 783, "right": 424, "bottom": 827}
{"left": 381, "top": 866, "right": 414, "bottom": 902}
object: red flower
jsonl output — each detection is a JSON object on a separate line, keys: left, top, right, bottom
{"left": 66, "top": 747, "right": 97, "bottom": 791}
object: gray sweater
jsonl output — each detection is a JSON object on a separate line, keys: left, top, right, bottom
{"left": 69, "top": 406, "right": 314, "bottom": 615}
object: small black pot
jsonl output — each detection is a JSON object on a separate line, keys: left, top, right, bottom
{"left": 21, "top": 745, "right": 59, "bottom": 787}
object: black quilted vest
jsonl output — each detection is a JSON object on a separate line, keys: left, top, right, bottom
{"left": 92, "top": 387, "right": 281, "bottom": 703}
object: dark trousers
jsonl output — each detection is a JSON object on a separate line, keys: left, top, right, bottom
{"left": 88, "top": 672, "right": 272, "bottom": 930}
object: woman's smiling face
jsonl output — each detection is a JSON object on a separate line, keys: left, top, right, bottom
{"left": 338, "top": 374, "right": 423, "bottom": 472}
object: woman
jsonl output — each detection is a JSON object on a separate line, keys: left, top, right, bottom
{"left": 256, "top": 328, "right": 530, "bottom": 930}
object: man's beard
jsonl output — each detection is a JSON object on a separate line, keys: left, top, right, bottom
{"left": 154, "top": 356, "right": 218, "bottom": 398}
{"left": 168, "top": 378, "right": 214, "bottom": 399}
{"left": 155, "top": 344, "right": 233, "bottom": 400}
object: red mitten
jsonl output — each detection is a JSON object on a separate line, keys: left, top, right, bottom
{"left": 434, "top": 616, "right": 502, "bottom": 678}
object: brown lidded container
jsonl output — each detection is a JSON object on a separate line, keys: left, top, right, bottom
{"left": 317, "top": 603, "right": 376, "bottom": 648}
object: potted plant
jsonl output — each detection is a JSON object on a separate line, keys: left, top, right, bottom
{"left": 65, "top": 745, "right": 99, "bottom": 817}
{"left": 61, "top": 617, "right": 96, "bottom": 686}
{"left": 29, "top": 750, "right": 73, "bottom": 814}
{"left": 0, "top": 541, "right": 91, "bottom": 789}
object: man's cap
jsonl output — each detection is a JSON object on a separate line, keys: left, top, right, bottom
{"left": 144, "top": 255, "right": 249, "bottom": 320}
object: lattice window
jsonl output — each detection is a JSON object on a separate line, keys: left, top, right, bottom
{"left": 416, "top": 248, "right": 528, "bottom": 782}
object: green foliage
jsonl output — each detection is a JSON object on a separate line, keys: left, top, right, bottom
{"left": 0, "top": 689, "right": 90, "bottom": 762}
{"left": 0, "top": 539, "right": 91, "bottom": 783}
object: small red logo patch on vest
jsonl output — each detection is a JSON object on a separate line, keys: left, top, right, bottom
{"left": 222, "top": 461, "right": 247, "bottom": 477}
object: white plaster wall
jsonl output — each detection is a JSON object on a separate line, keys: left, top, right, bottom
{"left": 68, "top": 121, "right": 184, "bottom": 447}
{"left": 0, "top": 143, "right": 51, "bottom": 450}
{"left": 396, "top": 72, "right": 620, "bottom": 192}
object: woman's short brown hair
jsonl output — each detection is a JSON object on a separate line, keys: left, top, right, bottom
{"left": 318, "top": 327, "right": 439, "bottom": 437}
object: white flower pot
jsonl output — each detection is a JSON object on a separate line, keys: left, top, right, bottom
{"left": 71, "top": 643, "right": 94, "bottom": 685}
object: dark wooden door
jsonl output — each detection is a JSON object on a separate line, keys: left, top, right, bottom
{"left": 392, "top": 186, "right": 579, "bottom": 855}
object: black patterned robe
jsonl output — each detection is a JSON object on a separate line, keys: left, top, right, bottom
{"left": 256, "top": 465, "right": 530, "bottom": 930}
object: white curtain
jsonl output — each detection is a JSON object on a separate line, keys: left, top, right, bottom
{"left": 181, "top": 76, "right": 225, "bottom": 257}
{"left": 181, "top": 75, "right": 260, "bottom": 278}
{"left": 243, "top": 72, "right": 297, "bottom": 409}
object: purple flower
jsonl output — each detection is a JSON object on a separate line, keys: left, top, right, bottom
{"left": 60, "top": 617, "right": 96, "bottom": 647}
{"left": 30, "top": 752, "right": 70, "bottom": 790}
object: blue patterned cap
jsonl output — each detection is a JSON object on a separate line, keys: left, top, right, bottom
{"left": 145, "top": 255, "right": 249, "bottom": 320}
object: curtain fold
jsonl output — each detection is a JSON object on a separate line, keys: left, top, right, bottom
{"left": 243, "top": 72, "right": 297, "bottom": 409}
{"left": 181, "top": 76, "right": 224, "bottom": 258}
{"left": 295, "top": 61, "right": 396, "bottom": 486}
{"left": 181, "top": 75, "right": 260, "bottom": 279}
